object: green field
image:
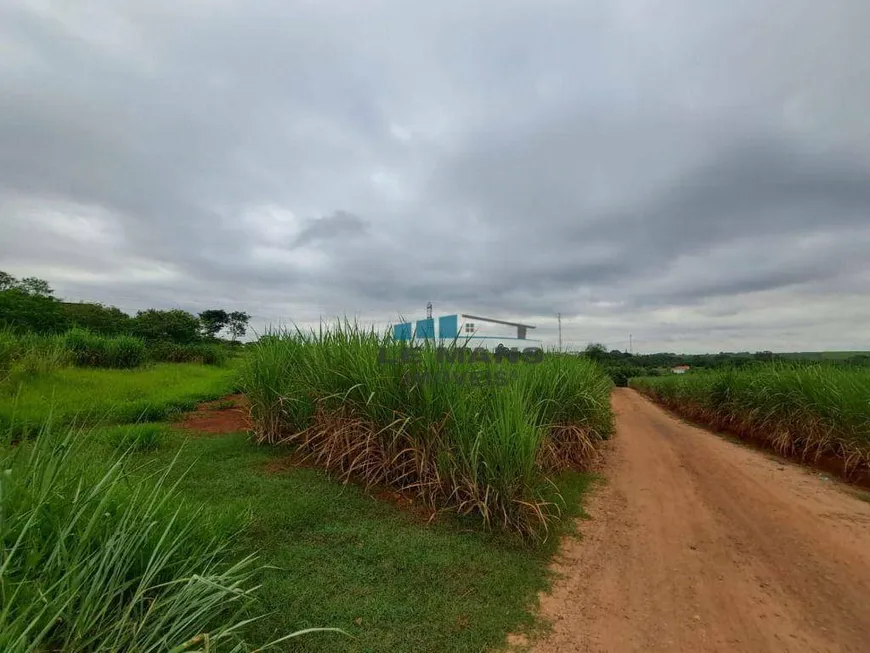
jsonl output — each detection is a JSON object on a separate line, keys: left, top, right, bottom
{"left": 0, "top": 335, "right": 609, "bottom": 651}
{"left": 0, "top": 363, "right": 238, "bottom": 435}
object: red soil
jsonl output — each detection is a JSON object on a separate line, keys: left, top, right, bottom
{"left": 176, "top": 394, "right": 250, "bottom": 435}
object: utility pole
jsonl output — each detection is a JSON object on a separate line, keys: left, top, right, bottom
{"left": 426, "top": 302, "right": 432, "bottom": 319}
{"left": 629, "top": 333, "right": 632, "bottom": 355}
{"left": 558, "top": 313, "right": 562, "bottom": 352}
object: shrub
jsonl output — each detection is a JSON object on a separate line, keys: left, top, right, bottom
{"left": 131, "top": 309, "right": 202, "bottom": 344}
{"left": 148, "top": 341, "right": 229, "bottom": 366}
{"left": 606, "top": 365, "right": 645, "bottom": 387}
{"left": 60, "top": 301, "right": 132, "bottom": 335}
{"left": 0, "top": 329, "right": 70, "bottom": 383}
{"left": 63, "top": 328, "right": 147, "bottom": 368}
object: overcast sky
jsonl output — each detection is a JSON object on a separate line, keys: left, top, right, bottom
{"left": 2, "top": 1, "right": 869, "bottom": 353}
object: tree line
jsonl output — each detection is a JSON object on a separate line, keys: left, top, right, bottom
{"left": 0, "top": 271, "right": 250, "bottom": 345}
{"left": 579, "top": 342, "right": 870, "bottom": 387}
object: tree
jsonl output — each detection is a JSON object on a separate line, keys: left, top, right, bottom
{"left": 0, "top": 271, "right": 66, "bottom": 333}
{"left": 131, "top": 309, "right": 201, "bottom": 344}
{"left": 0, "top": 288, "right": 68, "bottom": 333}
{"left": 0, "top": 271, "right": 54, "bottom": 297}
{"left": 61, "top": 302, "right": 132, "bottom": 335}
{"left": 227, "top": 311, "right": 251, "bottom": 341}
{"left": 198, "top": 309, "right": 230, "bottom": 339}
{"left": 0, "top": 271, "right": 16, "bottom": 291}
{"left": 18, "top": 276, "right": 54, "bottom": 297}
{"left": 584, "top": 343, "right": 608, "bottom": 363}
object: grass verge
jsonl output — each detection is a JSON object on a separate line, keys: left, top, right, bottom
{"left": 128, "top": 428, "right": 595, "bottom": 652}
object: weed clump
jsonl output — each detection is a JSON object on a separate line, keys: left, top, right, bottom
{"left": 241, "top": 324, "right": 614, "bottom": 537}
{"left": 64, "top": 328, "right": 147, "bottom": 368}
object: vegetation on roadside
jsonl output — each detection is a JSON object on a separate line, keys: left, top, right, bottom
{"left": 148, "top": 340, "right": 230, "bottom": 365}
{"left": 241, "top": 324, "right": 613, "bottom": 537}
{"left": 0, "top": 423, "right": 318, "bottom": 652}
{"left": 134, "top": 429, "right": 595, "bottom": 653}
{"left": 630, "top": 365, "right": 870, "bottom": 474}
{"left": 1, "top": 329, "right": 70, "bottom": 383}
{"left": 0, "top": 336, "right": 600, "bottom": 652}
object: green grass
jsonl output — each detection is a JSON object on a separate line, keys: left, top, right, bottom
{"left": 241, "top": 325, "right": 613, "bottom": 537}
{"left": 0, "top": 425, "right": 262, "bottom": 652}
{"left": 63, "top": 327, "right": 148, "bottom": 368}
{"left": 124, "top": 428, "right": 595, "bottom": 652}
{"left": 0, "top": 363, "right": 238, "bottom": 436}
{"left": 0, "top": 353, "right": 602, "bottom": 651}
{"left": 0, "top": 328, "right": 71, "bottom": 382}
{"left": 630, "top": 364, "right": 870, "bottom": 472}
{"left": 98, "top": 422, "right": 171, "bottom": 452}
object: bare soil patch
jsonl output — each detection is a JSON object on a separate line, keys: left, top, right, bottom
{"left": 176, "top": 394, "right": 250, "bottom": 435}
{"left": 528, "top": 388, "right": 870, "bottom": 652}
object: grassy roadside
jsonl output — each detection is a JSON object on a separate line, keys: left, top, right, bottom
{"left": 630, "top": 365, "right": 870, "bottom": 474}
{"left": 1, "top": 361, "right": 599, "bottom": 651}
{"left": 134, "top": 430, "right": 594, "bottom": 652}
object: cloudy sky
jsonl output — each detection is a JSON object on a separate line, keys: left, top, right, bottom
{"left": 2, "top": 0, "right": 869, "bottom": 353}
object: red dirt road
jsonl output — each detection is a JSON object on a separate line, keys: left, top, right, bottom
{"left": 532, "top": 388, "right": 870, "bottom": 652}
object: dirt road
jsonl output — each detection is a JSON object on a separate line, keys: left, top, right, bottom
{"left": 532, "top": 388, "right": 870, "bottom": 652}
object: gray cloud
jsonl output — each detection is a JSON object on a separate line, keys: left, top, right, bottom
{"left": 293, "top": 211, "right": 370, "bottom": 249}
{"left": 1, "top": 0, "right": 869, "bottom": 352}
